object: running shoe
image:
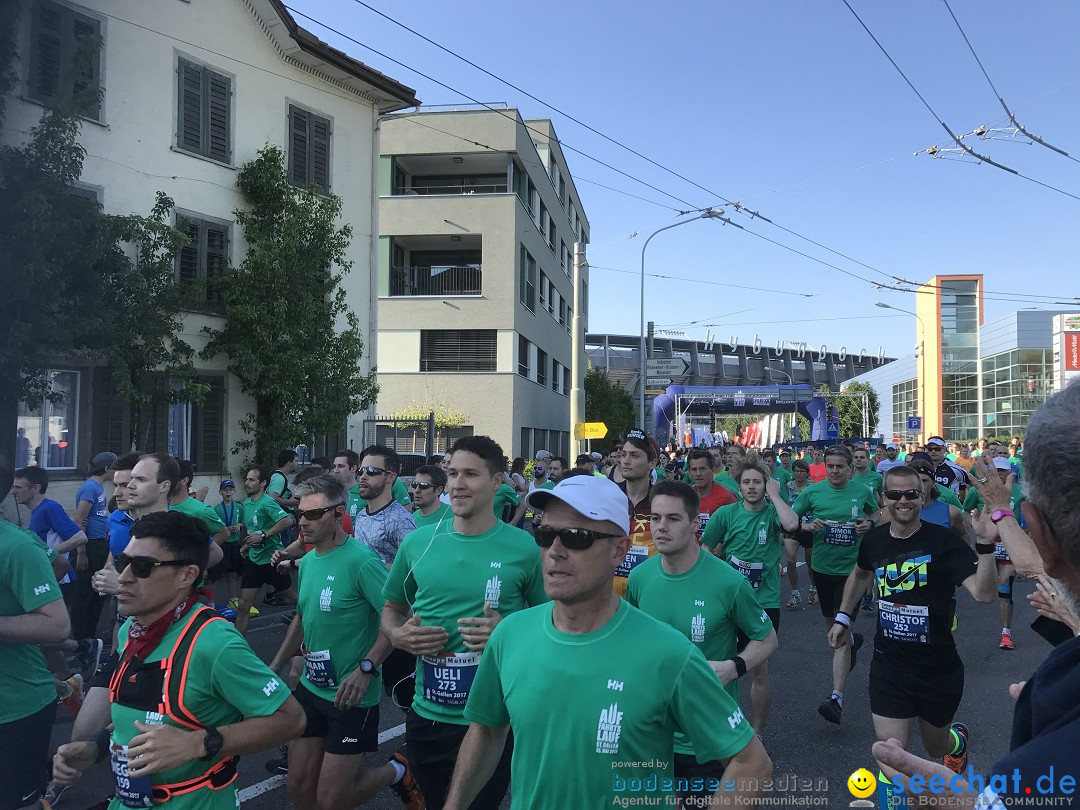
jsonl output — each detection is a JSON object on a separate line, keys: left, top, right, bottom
{"left": 280, "top": 610, "right": 297, "bottom": 626}
{"left": 808, "top": 587, "right": 819, "bottom": 605}
{"left": 57, "top": 674, "right": 84, "bottom": 717}
{"left": 264, "top": 592, "right": 287, "bottom": 607}
{"left": 264, "top": 744, "right": 289, "bottom": 775}
{"left": 849, "top": 632, "right": 864, "bottom": 672}
{"left": 389, "top": 753, "right": 425, "bottom": 810}
{"left": 786, "top": 590, "right": 802, "bottom": 609}
{"left": 76, "top": 637, "right": 103, "bottom": 682}
{"left": 942, "top": 722, "right": 969, "bottom": 774}
{"left": 44, "top": 782, "right": 70, "bottom": 807}
{"left": 229, "top": 597, "right": 260, "bottom": 617}
{"left": 216, "top": 605, "right": 238, "bottom": 622}
{"left": 1000, "top": 631, "right": 1014, "bottom": 650}
{"left": 817, "top": 696, "right": 842, "bottom": 725}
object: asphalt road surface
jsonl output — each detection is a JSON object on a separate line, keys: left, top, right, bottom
{"left": 50, "top": 572, "right": 1048, "bottom": 809}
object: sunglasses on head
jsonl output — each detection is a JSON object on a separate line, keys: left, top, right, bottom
{"left": 114, "top": 554, "right": 195, "bottom": 578}
{"left": 359, "top": 466, "right": 387, "bottom": 477}
{"left": 410, "top": 481, "right": 434, "bottom": 490}
{"left": 297, "top": 503, "right": 344, "bottom": 520}
{"left": 884, "top": 489, "right": 922, "bottom": 502}
{"left": 534, "top": 526, "right": 623, "bottom": 551}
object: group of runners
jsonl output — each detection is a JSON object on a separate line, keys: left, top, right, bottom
{"left": 1, "top": 410, "right": 1071, "bottom": 810}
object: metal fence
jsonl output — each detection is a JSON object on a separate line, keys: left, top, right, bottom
{"left": 358, "top": 416, "right": 474, "bottom": 470}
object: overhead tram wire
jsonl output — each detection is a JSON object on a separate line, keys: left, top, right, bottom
{"left": 284, "top": 5, "right": 712, "bottom": 213}
{"left": 297, "top": 4, "right": 1077, "bottom": 304}
{"left": 941, "top": 0, "right": 1080, "bottom": 166}
{"left": 838, "top": 0, "right": 1080, "bottom": 203}
{"left": 586, "top": 266, "right": 816, "bottom": 298}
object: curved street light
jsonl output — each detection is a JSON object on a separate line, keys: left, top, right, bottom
{"left": 876, "top": 301, "right": 926, "bottom": 442}
{"left": 639, "top": 208, "right": 725, "bottom": 431}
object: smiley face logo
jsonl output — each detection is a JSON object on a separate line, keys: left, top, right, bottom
{"left": 848, "top": 768, "right": 877, "bottom": 799}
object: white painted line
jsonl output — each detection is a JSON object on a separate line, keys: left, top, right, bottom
{"left": 238, "top": 722, "right": 407, "bottom": 803}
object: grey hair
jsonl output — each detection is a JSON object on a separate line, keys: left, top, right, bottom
{"left": 293, "top": 473, "right": 347, "bottom": 506}
{"left": 1022, "top": 380, "right": 1080, "bottom": 570}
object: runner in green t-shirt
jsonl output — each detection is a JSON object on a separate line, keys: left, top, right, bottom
{"left": 443, "top": 474, "right": 770, "bottom": 810}
{"left": 410, "top": 465, "right": 452, "bottom": 528}
{"left": 0, "top": 514, "right": 72, "bottom": 810}
{"left": 631, "top": 479, "right": 778, "bottom": 748}
{"left": 51, "top": 511, "right": 304, "bottom": 810}
{"left": 493, "top": 482, "right": 524, "bottom": 523}
{"left": 236, "top": 465, "right": 296, "bottom": 636}
{"left": 209, "top": 480, "right": 246, "bottom": 611}
{"left": 763, "top": 449, "right": 793, "bottom": 492}
{"left": 852, "top": 447, "right": 884, "bottom": 502}
{"left": 699, "top": 466, "right": 799, "bottom": 731}
{"left": 269, "top": 474, "right": 422, "bottom": 809}
{"left": 791, "top": 445, "right": 880, "bottom": 726}
{"left": 383, "top": 436, "right": 547, "bottom": 809}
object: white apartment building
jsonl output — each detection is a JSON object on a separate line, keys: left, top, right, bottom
{"left": 5, "top": 0, "right": 416, "bottom": 500}
{"left": 376, "top": 109, "right": 590, "bottom": 461}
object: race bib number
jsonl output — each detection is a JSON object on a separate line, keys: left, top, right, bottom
{"left": 823, "top": 521, "right": 857, "bottom": 547}
{"left": 303, "top": 648, "right": 338, "bottom": 689}
{"left": 697, "top": 513, "right": 710, "bottom": 536}
{"left": 615, "top": 545, "right": 650, "bottom": 579}
{"left": 110, "top": 743, "right": 153, "bottom": 808}
{"left": 878, "top": 600, "right": 929, "bottom": 643}
{"left": 422, "top": 652, "right": 481, "bottom": 707}
{"left": 729, "top": 555, "right": 764, "bottom": 590}
{"left": 994, "top": 541, "right": 1010, "bottom": 562}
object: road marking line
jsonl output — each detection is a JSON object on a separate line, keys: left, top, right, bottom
{"left": 238, "top": 722, "right": 407, "bottom": 803}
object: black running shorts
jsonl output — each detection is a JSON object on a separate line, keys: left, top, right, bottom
{"left": 294, "top": 683, "right": 379, "bottom": 755}
{"left": 868, "top": 651, "right": 963, "bottom": 729}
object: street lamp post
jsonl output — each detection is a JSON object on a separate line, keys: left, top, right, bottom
{"left": 876, "top": 301, "right": 926, "bottom": 443}
{"left": 639, "top": 208, "right": 725, "bottom": 431}
{"left": 766, "top": 366, "right": 795, "bottom": 441}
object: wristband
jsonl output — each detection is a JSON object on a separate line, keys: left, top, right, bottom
{"left": 975, "top": 542, "right": 996, "bottom": 555}
{"left": 733, "top": 656, "right": 747, "bottom": 678}
{"left": 91, "top": 727, "right": 111, "bottom": 764}
{"left": 833, "top": 611, "right": 852, "bottom": 628}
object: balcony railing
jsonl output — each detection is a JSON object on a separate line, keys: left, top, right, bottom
{"left": 390, "top": 265, "right": 482, "bottom": 297}
{"left": 394, "top": 183, "right": 508, "bottom": 196}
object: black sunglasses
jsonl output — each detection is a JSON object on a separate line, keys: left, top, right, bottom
{"left": 359, "top": 465, "right": 387, "bottom": 477}
{"left": 410, "top": 481, "right": 434, "bottom": 490}
{"left": 884, "top": 489, "right": 922, "bottom": 502}
{"left": 534, "top": 526, "right": 624, "bottom": 551}
{"left": 297, "top": 503, "right": 344, "bottom": 521}
{"left": 114, "top": 554, "right": 195, "bottom": 578}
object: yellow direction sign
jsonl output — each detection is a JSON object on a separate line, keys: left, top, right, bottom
{"left": 574, "top": 422, "right": 608, "bottom": 439}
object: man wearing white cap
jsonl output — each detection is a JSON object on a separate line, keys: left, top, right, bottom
{"left": 963, "top": 456, "right": 1027, "bottom": 650}
{"left": 875, "top": 444, "right": 905, "bottom": 475}
{"left": 926, "top": 436, "right": 967, "bottom": 497}
{"left": 442, "top": 473, "right": 771, "bottom": 810}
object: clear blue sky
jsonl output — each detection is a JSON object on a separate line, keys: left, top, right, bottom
{"left": 291, "top": 0, "right": 1080, "bottom": 358}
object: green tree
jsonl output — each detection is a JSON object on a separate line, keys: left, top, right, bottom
{"left": 584, "top": 367, "right": 635, "bottom": 452}
{"left": 0, "top": 109, "right": 198, "bottom": 457}
{"left": 817, "top": 382, "right": 880, "bottom": 439}
{"left": 201, "top": 145, "right": 377, "bottom": 462}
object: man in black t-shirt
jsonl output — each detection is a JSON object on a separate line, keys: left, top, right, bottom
{"left": 826, "top": 465, "right": 996, "bottom": 799}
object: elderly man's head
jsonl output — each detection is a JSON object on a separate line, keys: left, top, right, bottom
{"left": 1022, "top": 381, "right": 1080, "bottom": 619}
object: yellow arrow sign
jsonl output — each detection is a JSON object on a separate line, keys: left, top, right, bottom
{"left": 574, "top": 422, "right": 608, "bottom": 439}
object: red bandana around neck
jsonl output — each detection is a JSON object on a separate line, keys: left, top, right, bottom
{"left": 124, "top": 589, "right": 211, "bottom": 663}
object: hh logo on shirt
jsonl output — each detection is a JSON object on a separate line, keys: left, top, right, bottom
{"left": 33, "top": 583, "right": 52, "bottom": 596}
{"left": 727, "top": 708, "right": 746, "bottom": 729}
{"left": 320, "top": 587, "right": 333, "bottom": 612}
{"left": 263, "top": 678, "right": 280, "bottom": 697}
{"left": 596, "top": 703, "right": 623, "bottom": 754}
{"left": 484, "top": 576, "right": 502, "bottom": 609}
{"left": 691, "top": 613, "right": 706, "bottom": 643}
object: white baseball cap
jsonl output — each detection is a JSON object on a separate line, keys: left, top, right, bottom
{"left": 886, "top": 443, "right": 898, "bottom": 450}
{"left": 526, "top": 475, "right": 630, "bottom": 535}
{"left": 992, "top": 457, "right": 1013, "bottom": 471}
{"left": 535, "top": 449, "right": 552, "bottom": 461}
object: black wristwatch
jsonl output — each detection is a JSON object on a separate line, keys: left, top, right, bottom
{"left": 200, "top": 726, "right": 224, "bottom": 761}
{"left": 359, "top": 658, "right": 380, "bottom": 677}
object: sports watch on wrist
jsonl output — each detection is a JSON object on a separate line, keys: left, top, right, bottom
{"left": 990, "top": 509, "right": 1015, "bottom": 524}
{"left": 200, "top": 727, "right": 224, "bottom": 761}
{"left": 359, "top": 658, "right": 380, "bottom": 677}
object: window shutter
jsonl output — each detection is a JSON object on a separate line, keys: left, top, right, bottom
{"left": 195, "top": 377, "right": 225, "bottom": 472}
{"left": 419, "top": 330, "right": 497, "bottom": 372}
{"left": 310, "top": 115, "right": 330, "bottom": 193}
{"left": 289, "top": 105, "right": 309, "bottom": 186}
{"left": 204, "top": 223, "right": 227, "bottom": 306}
{"left": 177, "top": 219, "right": 200, "bottom": 284}
{"left": 30, "top": 3, "right": 63, "bottom": 103}
{"left": 137, "top": 376, "right": 171, "bottom": 453}
{"left": 91, "top": 367, "right": 128, "bottom": 453}
{"left": 177, "top": 60, "right": 203, "bottom": 154}
{"left": 72, "top": 14, "right": 101, "bottom": 118}
{"left": 207, "top": 72, "right": 231, "bottom": 162}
